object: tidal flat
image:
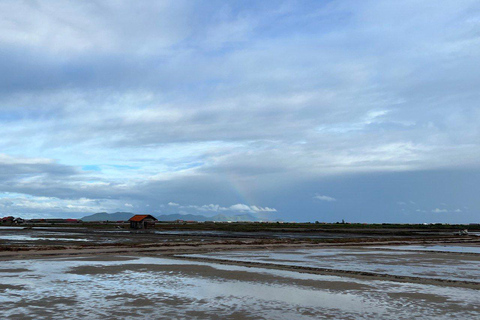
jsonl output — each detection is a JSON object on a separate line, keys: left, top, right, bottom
{"left": 1, "top": 226, "right": 479, "bottom": 319}
{"left": 1, "top": 247, "right": 479, "bottom": 320}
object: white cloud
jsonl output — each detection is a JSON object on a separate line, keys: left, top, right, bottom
{"left": 0, "top": 193, "right": 113, "bottom": 216}
{"left": 0, "top": 153, "right": 53, "bottom": 165}
{"left": 249, "top": 205, "right": 277, "bottom": 212}
{"left": 168, "top": 202, "right": 179, "bottom": 206}
{"left": 432, "top": 208, "right": 448, "bottom": 213}
{"left": 124, "top": 203, "right": 133, "bottom": 207}
{"left": 166, "top": 202, "right": 277, "bottom": 214}
{"left": 228, "top": 204, "right": 277, "bottom": 212}
{"left": 228, "top": 203, "right": 252, "bottom": 211}
{"left": 314, "top": 195, "right": 337, "bottom": 202}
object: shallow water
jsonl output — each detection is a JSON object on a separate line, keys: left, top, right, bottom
{"left": 0, "top": 234, "right": 91, "bottom": 242}
{"left": 0, "top": 255, "right": 479, "bottom": 319}
{"left": 372, "top": 245, "right": 480, "bottom": 254}
{"left": 186, "top": 246, "right": 480, "bottom": 282}
{"left": 0, "top": 228, "right": 115, "bottom": 244}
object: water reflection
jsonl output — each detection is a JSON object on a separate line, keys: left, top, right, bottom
{"left": 0, "top": 255, "right": 478, "bottom": 319}
{"left": 186, "top": 247, "right": 480, "bottom": 282}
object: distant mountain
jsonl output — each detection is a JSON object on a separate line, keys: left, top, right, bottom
{"left": 81, "top": 211, "right": 260, "bottom": 222}
{"left": 81, "top": 212, "right": 135, "bottom": 221}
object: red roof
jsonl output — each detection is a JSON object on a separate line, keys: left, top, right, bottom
{"left": 128, "top": 214, "right": 157, "bottom": 222}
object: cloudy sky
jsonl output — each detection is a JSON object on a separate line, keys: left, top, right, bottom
{"left": 1, "top": 0, "right": 479, "bottom": 222}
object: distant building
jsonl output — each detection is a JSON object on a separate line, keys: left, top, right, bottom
{"left": 14, "top": 217, "right": 24, "bottom": 224}
{"left": 1, "top": 216, "right": 15, "bottom": 225}
{"left": 128, "top": 215, "right": 158, "bottom": 229}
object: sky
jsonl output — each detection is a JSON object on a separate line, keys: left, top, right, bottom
{"left": 0, "top": 0, "right": 479, "bottom": 223}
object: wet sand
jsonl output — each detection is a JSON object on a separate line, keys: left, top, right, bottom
{"left": 2, "top": 225, "right": 478, "bottom": 249}
{"left": 181, "top": 246, "right": 480, "bottom": 285}
{"left": 1, "top": 238, "right": 479, "bottom": 285}
{"left": 1, "top": 229, "right": 479, "bottom": 319}
{"left": 1, "top": 254, "right": 479, "bottom": 319}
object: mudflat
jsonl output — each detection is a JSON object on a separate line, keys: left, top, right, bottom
{"left": 1, "top": 227, "right": 479, "bottom": 319}
{"left": 1, "top": 252, "right": 480, "bottom": 319}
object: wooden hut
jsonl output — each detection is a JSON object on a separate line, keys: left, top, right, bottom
{"left": 1, "top": 216, "right": 15, "bottom": 225}
{"left": 128, "top": 215, "right": 158, "bottom": 229}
